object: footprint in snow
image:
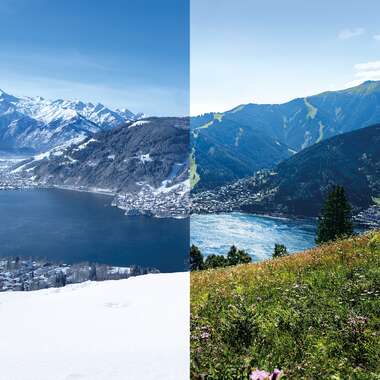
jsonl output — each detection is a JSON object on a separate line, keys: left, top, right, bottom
{"left": 104, "top": 301, "right": 130, "bottom": 309}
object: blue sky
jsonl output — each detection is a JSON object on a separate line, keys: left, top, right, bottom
{"left": 0, "top": 0, "right": 189, "bottom": 116}
{"left": 191, "top": 0, "right": 380, "bottom": 114}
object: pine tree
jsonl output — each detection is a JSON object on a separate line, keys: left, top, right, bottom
{"left": 273, "top": 243, "right": 288, "bottom": 258}
{"left": 190, "top": 245, "right": 204, "bottom": 271}
{"left": 316, "top": 185, "right": 353, "bottom": 244}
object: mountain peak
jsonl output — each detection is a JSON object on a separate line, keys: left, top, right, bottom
{"left": 362, "top": 80, "right": 377, "bottom": 85}
{"left": 343, "top": 80, "right": 380, "bottom": 96}
{"left": 0, "top": 88, "right": 19, "bottom": 102}
{"left": 93, "top": 103, "right": 105, "bottom": 112}
{"left": 0, "top": 89, "right": 141, "bottom": 153}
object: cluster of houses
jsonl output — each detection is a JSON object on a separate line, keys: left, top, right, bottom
{"left": 114, "top": 181, "right": 189, "bottom": 218}
{"left": 191, "top": 170, "right": 273, "bottom": 214}
{"left": 354, "top": 204, "right": 380, "bottom": 228}
{"left": 0, "top": 158, "right": 37, "bottom": 190}
{"left": 0, "top": 257, "right": 159, "bottom": 292}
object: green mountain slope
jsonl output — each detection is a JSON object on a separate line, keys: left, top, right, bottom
{"left": 192, "top": 81, "right": 380, "bottom": 190}
{"left": 192, "top": 116, "right": 292, "bottom": 190}
{"left": 192, "top": 124, "right": 380, "bottom": 216}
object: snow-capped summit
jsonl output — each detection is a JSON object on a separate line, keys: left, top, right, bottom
{"left": 0, "top": 88, "right": 141, "bottom": 154}
{"left": 0, "top": 89, "right": 19, "bottom": 104}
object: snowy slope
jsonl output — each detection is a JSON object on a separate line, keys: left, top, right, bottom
{"left": 0, "top": 89, "right": 141, "bottom": 153}
{"left": 0, "top": 272, "right": 189, "bottom": 380}
{"left": 14, "top": 117, "right": 190, "bottom": 217}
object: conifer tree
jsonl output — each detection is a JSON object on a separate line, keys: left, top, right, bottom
{"left": 190, "top": 245, "right": 204, "bottom": 271}
{"left": 316, "top": 185, "right": 353, "bottom": 244}
{"left": 273, "top": 243, "right": 288, "bottom": 258}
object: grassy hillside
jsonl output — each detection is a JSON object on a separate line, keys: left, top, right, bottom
{"left": 191, "top": 231, "right": 380, "bottom": 379}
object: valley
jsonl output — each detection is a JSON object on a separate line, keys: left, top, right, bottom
{"left": 190, "top": 82, "right": 380, "bottom": 261}
{"left": 0, "top": 98, "right": 190, "bottom": 267}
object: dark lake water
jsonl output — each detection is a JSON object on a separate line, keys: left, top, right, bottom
{"left": 0, "top": 189, "right": 189, "bottom": 272}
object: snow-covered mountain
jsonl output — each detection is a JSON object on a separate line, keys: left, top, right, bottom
{"left": 0, "top": 89, "right": 141, "bottom": 154}
{"left": 14, "top": 117, "right": 190, "bottom": 217}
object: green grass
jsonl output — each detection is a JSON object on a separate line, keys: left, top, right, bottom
{"left": 317, "top": 121, "right": 325, "bottom": 143}
{"left": 191, "top": 231, "right": 380, "bottom": 379}
{"left": 214, "top": 112, "right": 224, "bottom": 121}
{"left": 197, "top": 120, "right": 214, "bottom": 129}
{"left": 190, "top": 148, "right": 200, "bottom": 189}
{"left": 195, "top": 113, "right": 224, "bottom": 130}
{"left": 304, "top": 97, "right": 318, "bottom": 119}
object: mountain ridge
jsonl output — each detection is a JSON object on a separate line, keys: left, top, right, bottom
{"left": 191, "top": 80, "right": 380, "bottom": 190}
{"left": 14, "top": 117, "right": 190, "bottom": 218}
{"left": 0, "top": 89, "right": 141, "bottom": 154}
{"left": 192, "top": 123, "right": 380, "bottom": 217}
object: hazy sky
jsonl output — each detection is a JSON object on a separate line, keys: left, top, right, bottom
{"left": 191, "top": 0, "right": 380, "bottom": 115}
{"left": 0, "top": 0, "right": 189, "bottom": 116}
